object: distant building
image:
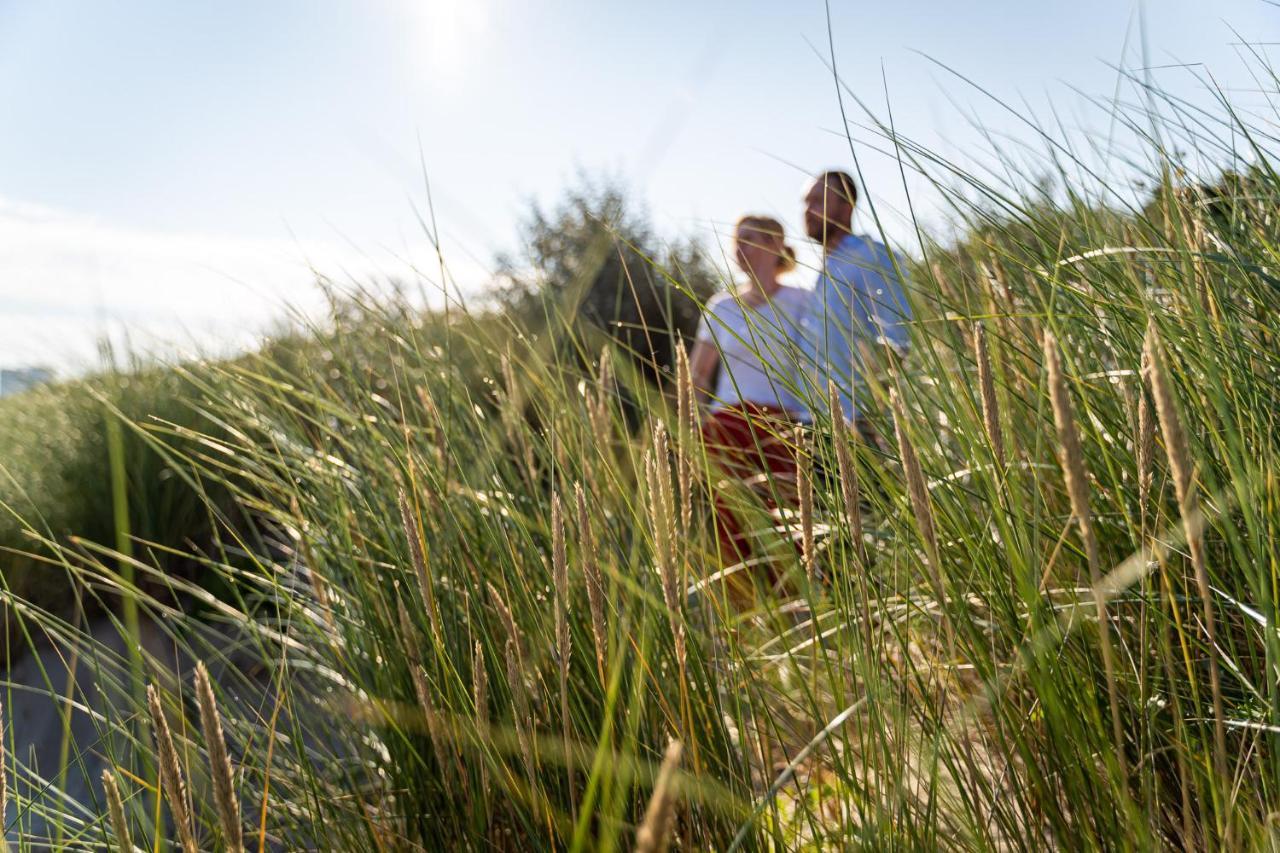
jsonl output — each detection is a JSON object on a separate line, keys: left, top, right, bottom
{"left": 0, "top": 367, "right": 54, "bottom": 397}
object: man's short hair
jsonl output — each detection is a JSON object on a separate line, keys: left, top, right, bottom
{"left": 820, "top": 170, "right": 858, "bottom": 207}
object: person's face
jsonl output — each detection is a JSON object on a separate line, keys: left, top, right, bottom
{"left": 804, "top": 178, "right": 851, "bottom": 242}
{"left": 734, "top": 225, "right": 781, "bottom": 276}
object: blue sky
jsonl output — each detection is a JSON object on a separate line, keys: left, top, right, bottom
{"left": 0, "top": 0, "right": 1274, "bottom": 367}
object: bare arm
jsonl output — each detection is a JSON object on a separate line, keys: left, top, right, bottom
{"left": 688, "top": 340, "right": 720, "bottom": 410}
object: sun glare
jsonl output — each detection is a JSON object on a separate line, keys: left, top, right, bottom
{"left": 396, "top": 0, "right": 490, "bottom": 87}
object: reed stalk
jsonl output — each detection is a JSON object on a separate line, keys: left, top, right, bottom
{"left": 1144, "top": 327, "right": 1228, "bottom": 787}
{"left": 1044, "top": 332, "right": 1128, "bottom": 781}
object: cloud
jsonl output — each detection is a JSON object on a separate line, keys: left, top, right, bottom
{"left": 0, "top": 198, "right": 491, "bottom": 372}
{"left": 0, "top": 200, "right": 327, "bottom": 369}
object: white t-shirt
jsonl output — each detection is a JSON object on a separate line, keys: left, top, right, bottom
{"left": 694, "top": 284, "right": 811, "bottom": 413}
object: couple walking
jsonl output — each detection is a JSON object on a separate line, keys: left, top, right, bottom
{"left": 687, "top": 170, "right": 911, "bottom": 571}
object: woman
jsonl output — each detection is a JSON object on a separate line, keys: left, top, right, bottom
{"left": 689, "top": 215, "right": 809, "bottom": 580}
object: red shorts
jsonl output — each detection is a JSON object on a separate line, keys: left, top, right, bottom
{"left": 700, "top": 403, "right": 803, "bottom": 571}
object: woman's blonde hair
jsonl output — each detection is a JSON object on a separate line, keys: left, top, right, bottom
{"left": 735, "top": 215, "right": 797, "bottom": 273}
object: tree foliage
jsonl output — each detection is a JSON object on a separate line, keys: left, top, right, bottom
{"left": 496, "top": 177, "right": 719, "bottom": 384}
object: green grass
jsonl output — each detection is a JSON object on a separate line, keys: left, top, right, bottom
{"left": 2, "top": 52, "right": 1280, "bottom": 850}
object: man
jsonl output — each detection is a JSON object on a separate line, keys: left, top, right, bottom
{"left": 798, "top": 170, "right": 911, "bottom": 425}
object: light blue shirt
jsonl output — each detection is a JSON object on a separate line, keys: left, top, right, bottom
{"left": 798, "top": 233, "right": 911, "bottom": 421}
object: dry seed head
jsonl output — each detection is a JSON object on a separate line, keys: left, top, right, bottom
{"left": 501, "top": 349, "right": 518, "bottom": 406}
{"left": 500, "top": 351, "right": 519, "bottom": 440}
{"left": 1043, "top": 333, "right": 1097, "bottom": 566}
{"left": 552, "top": 425, "right": 570, "bottom": 479}
{"left": 196, "top": 663, "right": 243, "bottom": 853}
{"left": 472, "top": 641, "right": 489, "bottom": 797}
{"left": 397, "top": 598, "right": 421, "bottom": 666}
{"left": 675, "top": 345, "right": 696, "bottom": 536}
{"left": 827, "top": 380, "right": 864, "bottom": 564}
{"left": 576, "top": 481, "right": 608, "bottom": 682}
{"left": 590, "top": 347, "right": 615, "bottom": 439}
{"left": 505, "top": 638, "right": 535, "bottom": 782}
{"left": 398, "top": 490, "right": 441, "bottom": 643}
{"left": 974, "top": 323, "right": 1004, "bottom": 463}
{"left": 891, "top": 391, "right": 939, "bottom": 573}
{"left": 676, "top": 344, "right": 695, "bottom": 433}
{"left": 147, "top": 684, "right": 198, "bottom": 853}
{"left": 892, "top": 389, "right": 954, "bottom": 646}
{"left": 1179, "top": 196, "right": 1212, "bottom": 316}
{"left": 552, "top": 490, "right": 576, "bottom": 804}
{"left": 415, "top": 383, "right": 447, "bottom": 469}
{"left": 1136, "top": 360, "right": 1155, "bottom": 533}
{"left": 797, "top": 447, "right": 816, "bottom": 582}
{"left": 1044, "top": 332, "right": 1128, "bottom": 778}
{"left": 472, "top": 641, "right": 488, "bottom": 731}
{"left": 830, "top": 382, "right": 874, "bottom": 656}
{"left": 102, "top": 769, "right": 131, "bottom": 853}
{"left": 291, "top": 495, "right": 337, "bottom": 638}
{"left": 986, "top": 259, "right": 1015, "bottom": 306}
{"left": 645, "top": 430, "right": 685, "bottom": 667}
{"left": 487, "top": 582, "right": 522, "bottom": 669}
{"left": 551, "top": 491, "right": 573, "bottom": 776}
{"left": 415, "top": 382, "right": 444, "bottom": 435}
{"left": 597, "top": 346, "right": 614, "bottom": 400}
{"left": 635, "top": 739, "right": 684, "bottom": 853}
{"left": 305, "top": 566, "right": 336, "bottom": 637}
{"left": 646, "top": 428, "right": 678, "bottom": 605}
{"left": 411, "top": 664, "right": 452, "bottom": 777}
{"left": 487, "top": 579, "right": 530, "bottom": 733}
{"left": 1144, "top": 326, "right": 1227, "bottom": 781}
{"left": 552, "top": 492, "right": 571, "bottom": 667}
{"left": 1143, "top": 330, "right": 1194, "bottom": 506}
{"left": 0, "top": 699, "right": 5, "bottom": 842}
{"left": 504, "top": 638, "right": 529, "bottom": 718}
{"left": 930, "top": 261, "right": 960, "bottom": 305}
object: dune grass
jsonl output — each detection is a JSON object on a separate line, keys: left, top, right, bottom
{"left": 2, "top": 53, "right": 1280, "bottom": 851}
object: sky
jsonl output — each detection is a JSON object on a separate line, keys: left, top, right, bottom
{"left": 0, "top": 0, "right": 1275, "bottom": 370}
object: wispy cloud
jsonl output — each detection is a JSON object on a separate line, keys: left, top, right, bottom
{"left": 0, "top": 198, "right": 490, "bottom": 372}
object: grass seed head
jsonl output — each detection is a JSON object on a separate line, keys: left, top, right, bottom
{"left": 196, "top": 662, "right": 243, "bottom": 853}
{"left": 798, "top": 446, "right": 815, "bottom": 582}
{"left": 827, "top": 380, "right": 864, "bottom": 562}
{"left": 1144, "top": 324, "right": 1227, "bottom": 782}
{"left": 411, "top": 663, "right": 452, "bottom": 779}
{"left": 590, "top": 347, "right": 615, "bottom": 440}
{"left": 487, "top": 582, "right": 521, "bottom": 660}
{"left": 552, "top": 491, "right": 571, "bottom": 667}
{"left": 1136, "top": 365, "right": 1155, "bottom": 534}
{"left": 1043, "top": 332, "right": 1096, "bottom": 568}
{"left": 473, "top": 641, "right": 488, "bottom": 730}
{"left": 0, "top": 699, "right": 5, "bottom": 842}
{"left": 505, "top": 638, "right": 535, "bottom": 784}
{"left": 147, "top": 683, "right": 198, "bottom": 853}
{"left": 576, "top": 481, "right": 608, "bottom": 682}
{"left": 645, "top": 430, "right": 685, "bottom": 667}
{"left": 635, "top": 739, "right": 684, "bottom": 853}
{"left": 974, "top": 323, "right": 1004, "bottom": 463}
{"left": 891, "top": 390, "right": 939, "bottom": 573}
{"left": 102, "top": 769, "right": 132, "bottom": 853}
{"left": 675, "top": 345, "right": 697, "bottom": 536}
{"left": 472, "top": 640, "right": 489, "bottom": 798}
{"left": 398, "top": 490, "right": 441, "bottom": 643}
{"left": 1044, "top": 330, "right": 1128, "bottom": 779}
